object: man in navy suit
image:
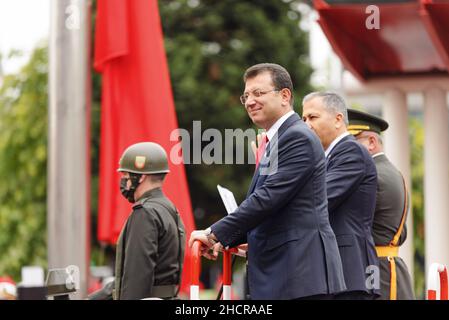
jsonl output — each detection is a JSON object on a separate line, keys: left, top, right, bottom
{"left": 302, "top": 92, "right": 380, "bottom": 300}
{"left": 189, "top": 63, "right": 346, "bottom": 300}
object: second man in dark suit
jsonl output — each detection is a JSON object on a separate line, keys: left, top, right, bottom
{"left": 302, "top": 92, "right": 380, "bottom": 300}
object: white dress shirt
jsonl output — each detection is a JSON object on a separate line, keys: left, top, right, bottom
{"left": 325, "top": 131, "right": 350, "bottom": 158}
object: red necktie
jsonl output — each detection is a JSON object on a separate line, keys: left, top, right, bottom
{"left": 255, "top": 135, "right": 269, "bottom": 168}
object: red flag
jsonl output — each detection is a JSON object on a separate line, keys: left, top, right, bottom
{"left": 94, "top": 0, "right": 196, "bottom": 295}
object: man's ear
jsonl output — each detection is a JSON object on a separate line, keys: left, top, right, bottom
{"left": 369, "top": 135, "right": 377, "bottom": 151}
{"left": 139, "top": 175, "right": 146, "bottom": 183}
{"left": 281, "top": 88, "right": 292, "bottom": 107}
{"left": 335, "top": 113, "right": 344, "bottom": 128}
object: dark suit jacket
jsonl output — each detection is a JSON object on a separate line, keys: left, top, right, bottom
{"left": 212, "top": 113, "right": 346, "bottom": 300}
{"left": 326, "top": 134, "right": 379, "bottom": 295}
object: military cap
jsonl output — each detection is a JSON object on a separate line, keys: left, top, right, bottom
{"left": 347, "top": 109, "right": 389, "bottom": 136}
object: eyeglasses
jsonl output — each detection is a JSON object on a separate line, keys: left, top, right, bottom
{"left": 239, "top": 89, "right": 279, "bottom": 105}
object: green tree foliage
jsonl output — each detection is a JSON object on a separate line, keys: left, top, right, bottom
{"left": 159, "top": 0, "right": 313, "bottom": 228}
{"left": 410, "top": 118, "right": 425, "bottom": 298}
{"left": 0, "top": 47, "right": 48, "bottom": 279}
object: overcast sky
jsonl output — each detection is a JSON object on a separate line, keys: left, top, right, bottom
{"left": 0, "top": 0, "right": 50, "bottom": 74}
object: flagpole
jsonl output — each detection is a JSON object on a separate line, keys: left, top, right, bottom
{"left": 48, "top": 0, "right": 91, "bottom": 298}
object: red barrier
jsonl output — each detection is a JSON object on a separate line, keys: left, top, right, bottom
{"left": 427, "top": 263, "right": 448, "bottom": 300}
{"left": 190, "top": 240, "right": 202, "bottom": 300}
{"left": 190, "top": 241, "right": 241, "bottom": 300}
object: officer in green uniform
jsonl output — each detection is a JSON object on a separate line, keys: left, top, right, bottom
{"left": 114, "top": 142, "right": 185, "bottom": 300}
{"left": 348, "top": 109, "right": 415, "bottom": 300}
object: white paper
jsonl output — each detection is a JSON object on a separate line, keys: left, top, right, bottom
{"left": 216, "top": 185, "right": 247, "bottom": 257}
{"left": 217, "top": 184, "right": 238, "bottom": 215}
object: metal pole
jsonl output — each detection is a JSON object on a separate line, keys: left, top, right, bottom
{"left": 48, "top": 0, "right": 91, "bottom": 298}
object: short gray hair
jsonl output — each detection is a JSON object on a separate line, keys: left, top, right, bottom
{"left": 302, "top": 92, "right": 348, "bottom": 125}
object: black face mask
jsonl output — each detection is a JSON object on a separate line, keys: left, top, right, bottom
{"left": 120, "top": 173, "right": 142, "bottom": 203}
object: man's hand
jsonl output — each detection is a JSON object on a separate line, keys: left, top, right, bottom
{"left": 189, "top": 230, "right": 210, "bottom": 248}
{"left": 189, "top": 230, "right": 222, "bottom": 260}
{"left": 204, "top": 242, "right": 223, "bottom": 260}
